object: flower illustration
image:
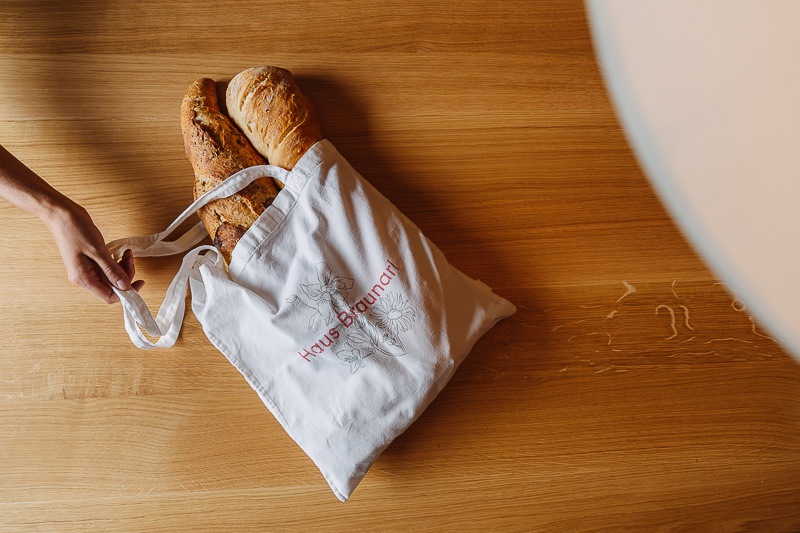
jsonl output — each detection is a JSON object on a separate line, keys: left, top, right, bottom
{"left": 287, "top": 263, "right": 353, "bottom": 329}
{"left": 286, "top": 265, "right": 414, "bottom": 375}
{"left": 336, "top": 346, "right": 372, "bottom": 374}
{"left": 371, "top": 292, "right": 415, "bottom": 335}
{"left": 347, "top": 314, "right": 406, "bottom": 357}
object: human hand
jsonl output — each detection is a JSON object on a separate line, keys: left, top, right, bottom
{"left": 43, "top": 201, "right": 144, "bottom": 304}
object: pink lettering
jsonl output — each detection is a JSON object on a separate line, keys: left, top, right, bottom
{"left": 295, "top": 260, "right": 403, "bottom": 363}
{"left": 337, "top": 311, "right": 353, "bottom": 328}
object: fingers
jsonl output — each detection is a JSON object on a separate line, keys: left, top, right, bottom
{"left": 88, "top": 282, "right": 120, "bottom": 304}
{"left": 47, "top": 204, "right": 144, "bottom": 303}
{"left": 89, "top": 246, "right": 131, "bottom": 291}
{"left": 119, "top": 248, "right": 136, "bottom": 279}
{"left": 66, "top": 252, "right": 145, "bottom": 304}
{"left": 67, "top": 257, "right": 119, "bottom": 304}
{"left": 81, "top": 269, "right": 145, "bottom": 305}
{"left": 119, "top": 250, "right": 145, "bottom": 293}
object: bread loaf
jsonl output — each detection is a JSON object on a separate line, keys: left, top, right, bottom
{"left": 181, "top": 68, "right": 322, "bottom": 263}
{"left": 180, "top": 77, "right": 279, "bottom": 263}
{"left": 226, "top": 66, "right": 322, "bottom": 174}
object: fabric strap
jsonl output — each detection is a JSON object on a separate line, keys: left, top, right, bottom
{"left": 107, "top": 164, "right": 292, "bottom": 349}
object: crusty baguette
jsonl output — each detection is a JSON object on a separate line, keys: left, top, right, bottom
{"left": 226, "top": 66, "right": 322, "bottom": 173}
{"left": 180, "top": 77, "right": 279, "bottom": 263}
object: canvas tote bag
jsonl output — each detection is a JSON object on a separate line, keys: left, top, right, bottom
{"left": 107, "top": 139, "right": 516, "bottom": 501}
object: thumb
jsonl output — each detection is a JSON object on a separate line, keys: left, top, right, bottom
{"left": 92, "top": 249, "right": 131, "bottom": 290}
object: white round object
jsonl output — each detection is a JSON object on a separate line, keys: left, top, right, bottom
{"left": 586, "top": 0, "right": 800, "bottom": 358}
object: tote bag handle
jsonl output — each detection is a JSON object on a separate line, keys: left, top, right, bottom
{"left": 106, "top": 165, "right": 292, "bottom": 349}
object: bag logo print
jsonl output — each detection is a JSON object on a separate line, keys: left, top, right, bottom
{"left": 288, "top": 261, "right": 416, "bottom": 373}
{"left": 290, "top": 262, "right": 355, "bottom": 332}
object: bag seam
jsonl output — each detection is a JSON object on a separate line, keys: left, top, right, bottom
{"left": 232, "top": 153, "right": 331, "bottom": 278}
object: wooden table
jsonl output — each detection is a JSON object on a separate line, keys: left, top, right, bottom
{"left": 1, "top": 1, "right": 799, "bottom": 530}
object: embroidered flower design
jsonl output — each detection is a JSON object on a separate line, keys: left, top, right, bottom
{"left": 287, "top": 263, "right": 353, "bottom": 330}
{"left": 336, "top": 346, "right": 371, "bottom": 374}
{"left": 371, "top": 292, "right": 415, "bottom": 335}
{"left": 348, "top": 314, "right": 406, "bottom": 357}
{"left": 288, "top": 263, "right": 415, "bottom": 373}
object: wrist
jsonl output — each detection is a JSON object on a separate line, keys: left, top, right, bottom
{"left": 38, "top": 193, "right": 81, "bottom": 228}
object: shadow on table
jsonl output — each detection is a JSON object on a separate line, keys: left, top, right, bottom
{"left": 291, "top": 75, "right": 552, "bottom": 473}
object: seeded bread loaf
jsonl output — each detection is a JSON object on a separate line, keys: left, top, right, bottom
{"left": 180, "top": 77, "right": 279, "bottom": 263}
{"left": 181, "top": 68, "right": 322, "bottom": 263}
{"left": 226, "top": 66, "right": 322, "bottom": 174}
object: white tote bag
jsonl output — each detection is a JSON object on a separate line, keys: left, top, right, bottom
{"left": 107, "top": 139, "right": 516, "bottom": 501}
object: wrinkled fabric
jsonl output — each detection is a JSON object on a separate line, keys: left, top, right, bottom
{"left": 108, "top": 140, "right": 516, "bottom": 501}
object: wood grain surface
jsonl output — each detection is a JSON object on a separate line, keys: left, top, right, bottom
{"left": 1, "top": 1, "right": 799, "bottom": 531}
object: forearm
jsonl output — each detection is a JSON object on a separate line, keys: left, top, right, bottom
{"left": 0, "top": 143, "right": 73, "bottom": 223}
{"left": 0, "top": 143, "right": 141, "bottom": 301}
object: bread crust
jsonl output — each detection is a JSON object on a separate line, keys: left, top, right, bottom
{"left": 180, "top": 77, "right": 279, "bottom": 263}
{"left": 226, "top": 66, "right": 322, "bottom": 172}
